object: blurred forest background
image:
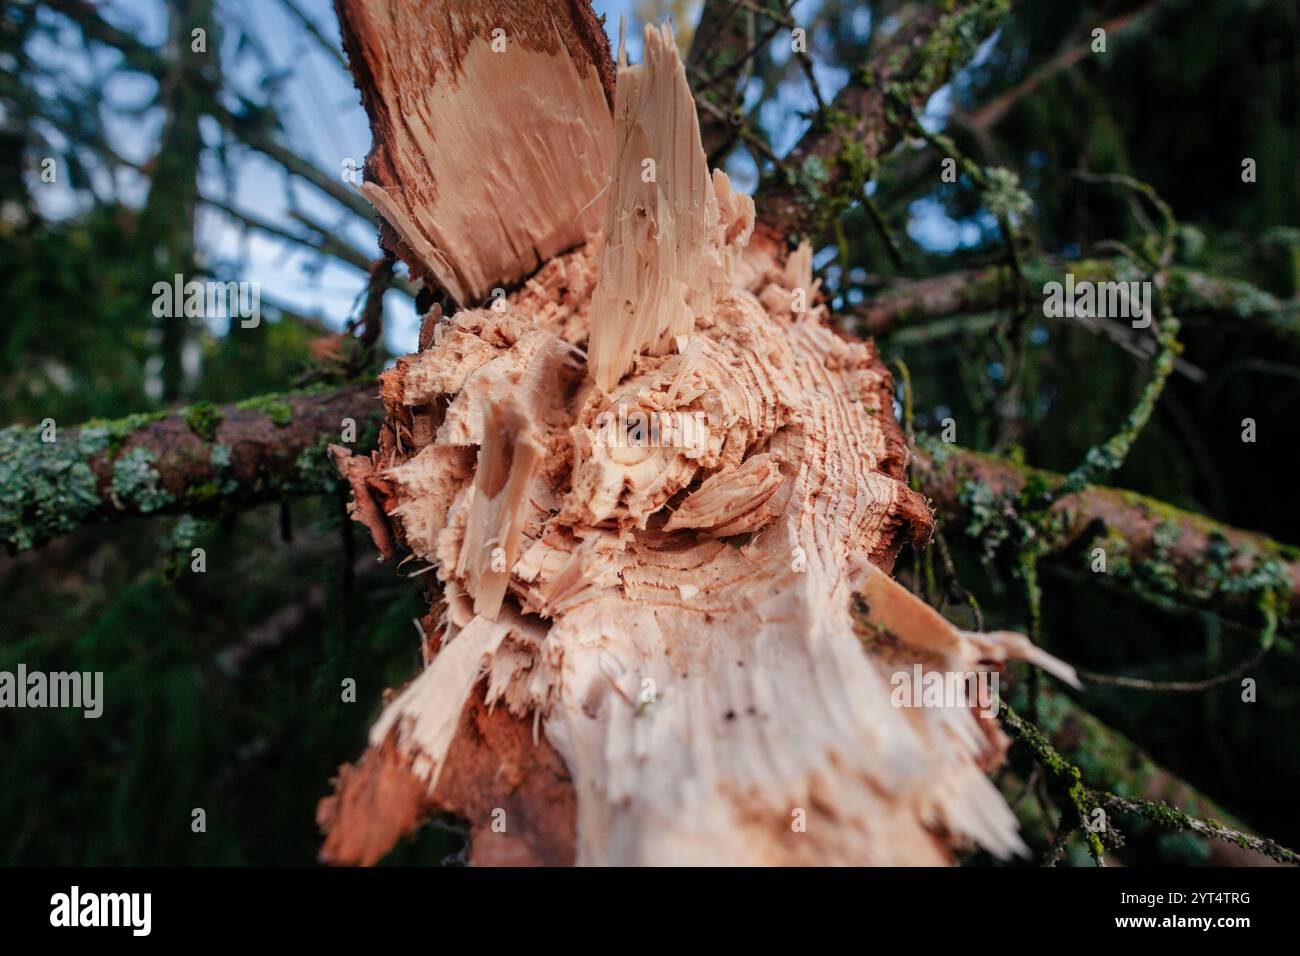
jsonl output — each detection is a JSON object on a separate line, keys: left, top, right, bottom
{"left": 1, "top": 0, "right": 1298, "bottom": 865}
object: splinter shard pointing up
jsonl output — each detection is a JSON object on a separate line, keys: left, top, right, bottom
{"left": 321, "top": 0, "right": 1078, "bottom": 866}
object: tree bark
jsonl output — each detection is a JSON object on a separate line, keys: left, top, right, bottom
{"left": 751, "top": 0, "right": 1013, "bottom": 244}
{"left": 138, "top": 0, "right": 213, "bottom": 401}
{"left": 686, "top": 0, "right": 757, "bottom": 160}
{"left": 913, "top": 443, "right": 1300, "bottom": 628}
{"left": 854, "top": 259, "right": 1300, "bottom": 348}
{"left": 0, "top": 383, "right": 378, "bottom": 552}
{"left": 21, "top": 0, "right": 1297, "bottom": 869}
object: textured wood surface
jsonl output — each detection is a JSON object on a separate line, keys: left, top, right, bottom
{"left": 322, "top": 2, "right": 1075, "bottom": 866}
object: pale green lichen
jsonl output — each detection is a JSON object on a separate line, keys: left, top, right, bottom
{"left": 958, "top": 479, "right": 1015, "bottom": 561}
{"left": 111, "top": 447, "right": 173, "bottom": 513}
{"left": 161, "top": 514, "right": 211, "bottom": 579}
{"left": 0, "top": 406, "right": 179, "bottom": 549}
{"left": 793, "top": 155, "right": 830, "bottom": 205}
{"left": 0, "top": 424, "right": 104, "bottom": 550}
{"left": 946, "top": 445, "right": 1292, "bottom": 628}
{"left": 982, "top": 166, "right": 1033, "bottom": 223}
{"left": 294, "top": 443, "right": 343, "bottom": 494}
{"left": 207, "top": 443, "right": 239, "bottom": 497}
{"left": 164, "top": 513, "right": 206, "bottom": 548}
{"left": 79, "top": 411, "right": 166, "bottom": 452}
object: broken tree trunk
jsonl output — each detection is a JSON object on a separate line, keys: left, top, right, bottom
{"left": 321, "top": 0, "right": 1075, "bottom": 866}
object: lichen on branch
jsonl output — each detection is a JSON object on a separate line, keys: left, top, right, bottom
{"left": 0, "top": 382, "right": 380, "bottom": 551}
{"left": 914, "top": 441, "right": 1299, "bottom": 630}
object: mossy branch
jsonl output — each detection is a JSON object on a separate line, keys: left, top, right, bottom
{"left": 753, "top": 0, "right": 1013, "bottom": 242}
{"left": 913, "top": 442, "right": 1300, "bottom": 630}
{"left": 1001, "top": 702, "right": 1300, "bottom": 866}
{"left": 9, "top": 383, "right": 1297, "bottom": 635}
{"left": 1030, "top": 687, "right": 1284, "bottom": 865}
{"left": 0, "top": 383, "right": 379, "bottom": 552}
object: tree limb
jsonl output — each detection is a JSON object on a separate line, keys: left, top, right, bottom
{"left": 275, "top": 0, "right": 348, "bottom": 71}
{"left": 209, "top": 98, "right": 375, "bottom": 220}
{"left": 1001, "top": 701, "right": 1298, "bottom": 866}
{"left": 752, "top": 0, "right": 1012, "bottom": 243}
{"left": 964, "top": 1, "right": 1162, "bottom": 132}
{"left": 854, "top": 259, "right": 1300, "bottom": 349}
{"left": 867, "top": 2, "right": 1165, "bottom": 223}
{"left": 686, "top": 0, "right": 759, "bottom": 160}
{"left": 9, "top": 383, "right": 1295, "bottom": 630}
{"left": 44, "top": 0, "right": 375, "bottom": 221}
{"left": 1032, "top": 688, "right": 1284, "bottom": 865}
{"left": 0, "top": 383, "right": 379, "bottom": 552}
{"left": 914, "top": 442, "right": 1300, "bottom": 628}
{"left": 201, "top": 195, "right": 417, "bottom": 296}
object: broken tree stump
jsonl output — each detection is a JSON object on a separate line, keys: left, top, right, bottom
{"left": 322, "top": 0, "right": 1076, "bottom": 866}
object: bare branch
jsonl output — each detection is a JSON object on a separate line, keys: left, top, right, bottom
{"left": 853, "top": 259, "right": 1300, "bottom": 350}
{"left": 687, "top": 0, "right": 759, "bottom": 159}
{"left": 275, "top": 0, "right": 348, "bottom": 71}
{"left": 44, "top": 0, "right": 375, "bottom": 221}
{"left": 965, "top": 1, "right": 1163, "bottom": 132}
{"left": 209, "top": 98, "right": 375, "bottom": 220}
{"left": 201, "top": 195, "right": 417, "bottom": 296}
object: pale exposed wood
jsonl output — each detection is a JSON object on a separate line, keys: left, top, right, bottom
{"left": 324, "top": 3, "right": 1077, "bottom": 866}
{"left": 457, "top": 394, "right": 546, "bottom": 620}
{"left": 335, "top": 0, "right": 616, "bottom": 304}
{"left": 587, "top": 22, "right": 754, "bottom": 391}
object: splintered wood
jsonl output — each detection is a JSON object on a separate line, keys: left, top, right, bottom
{"left": 586, "top": 21, "right": 751, "bottom": 392}
{"left": 324, "top": 2, "right": 1077, "bottom": 866}
{"left": 334, "top": 0, "right": 616, "bottom": 304}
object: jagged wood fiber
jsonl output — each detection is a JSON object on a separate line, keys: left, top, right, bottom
{"left": 334, "top": 0, "right": 616, "bottom": 304}
{"left": 324, "top": 0, "right": 1076, "bottom": 866}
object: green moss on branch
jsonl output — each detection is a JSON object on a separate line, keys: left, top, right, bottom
{"left": 1, "top": 382, "right": 379, "bottom": 551}
{"left": 1001, "top": 702, "right": 1300, "bottom": 866}
{"left": 755, "top": 0, "right": 1011, "bottom": 241}
{"left": 914, "top": 441, "right": 1300, "bottom": 629}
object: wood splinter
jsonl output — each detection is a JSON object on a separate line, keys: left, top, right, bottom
{"left": 322, "top": 0, "right": 1078, "bottom": 866}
